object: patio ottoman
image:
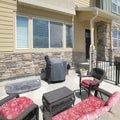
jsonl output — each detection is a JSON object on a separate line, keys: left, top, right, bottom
{"left": 42, "top": 87, "right": 75, "bottom": 120}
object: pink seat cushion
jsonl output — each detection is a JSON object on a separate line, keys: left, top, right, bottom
{"left": 0, "top": 97, "right": 33, "bottom": 119}
{"left": 81, "top": 80, "right": 99, "bottom": 88}
{"left": 77, "top": 106, "right": 110, "bottom": 120}
{"left": 52, "top": 96, "right": 105, "bottom": 120}
{"left": 105, "top": 91, "right": 120, "bottom": 108}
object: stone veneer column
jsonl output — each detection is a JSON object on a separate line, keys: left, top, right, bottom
{"left": 96, "top": 21, "right": 111, "bottom": 61}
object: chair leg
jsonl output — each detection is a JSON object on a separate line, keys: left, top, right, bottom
{"left": 79, "top": 84, "right": 82, "bottom": 95}
{"left": 88, "top": 85, "right": 92, "bottom": 96}
{"left": 88, "top": 89, "right": 91, "bottom": 96}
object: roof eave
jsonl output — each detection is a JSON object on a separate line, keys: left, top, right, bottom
{"left": 76, "top": 6, "right": 120, "bottom": 20}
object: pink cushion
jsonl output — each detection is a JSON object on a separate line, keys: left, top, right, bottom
{"left": 52, "top": 96, "right": 105, "bottom": 120}
{"left": 0, "top": 97, "right": 33, "bottom": 119}
{"left": 81, "top": 80, "right": 99, "bottom": 88}
{"left": 105, "top": 91, "right": 120, "bottom": 108}
{"left": 77, "top": 106, "right": 110, "bottom": 120}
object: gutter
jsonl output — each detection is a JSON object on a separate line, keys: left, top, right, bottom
{"left": 89, "top": 10, "right": 98, "bottom": 71}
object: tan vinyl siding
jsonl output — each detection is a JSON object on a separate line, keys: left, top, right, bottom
{"left": 18, "top": 0, "right": 75, "bottom": 15}
{"left": 17, "top": 5, "right": 72, "bottom": 23}
{"left": 0, "top": 0, "right": 17, "bottom": 52}
{"left": 75, "top": 0, "right": 93, "bottom": 7}
{"left": 74, "top": 12, "right": 90, "bottom": 52}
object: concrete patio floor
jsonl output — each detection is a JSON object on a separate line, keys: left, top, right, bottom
{"left": 0, "top": 69, "right": 120, "bottom": 120}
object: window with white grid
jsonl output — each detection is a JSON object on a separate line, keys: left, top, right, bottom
{"left": 113, "top": 29, "right": 120, "bottom": 48}
{"left": 16, "top": 16, "right": 74, "bottom": 49}
{"left": 112, "top": 0, "right": 120, "bottom": 15}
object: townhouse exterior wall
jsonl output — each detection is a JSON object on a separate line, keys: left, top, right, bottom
{"left": 0, "top": 0, "right": 120, "bottom": 80}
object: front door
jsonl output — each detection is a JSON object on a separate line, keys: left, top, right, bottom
{"left": 85, "top": 29, "right": 91, "bottom": 59}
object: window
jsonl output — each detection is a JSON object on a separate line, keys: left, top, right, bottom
{"left": 16, "top": 16, "right": 74, "bottom": 49}
{"left": 112, "top": 0, "right": 120, "bottom": 14}
{"left": 16, "top": 16, "right": 29, "bottom": 49}
{"left": 33, "top": 18, "right": 49, "bottom": 48}
{"left": 112, "top": 29, "right": 120, "bottom": 47}
{"left": 96, "top": 0, "right": 103, "bottom": 9}
{"left": 66, "top": 24, "right": 73, "bottom": 48}
{"left": 33, "top": 18, "right": 63, "bottom": 48}
{"left": 50, "top": 21, "right": 63, "bottom": 48}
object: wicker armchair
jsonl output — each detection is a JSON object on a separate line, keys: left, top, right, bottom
{"left": 0, "top": 94, "right": 39, "bottom": 120}
{"left": 79, "top": 68, "right": 105, "bottom": 96}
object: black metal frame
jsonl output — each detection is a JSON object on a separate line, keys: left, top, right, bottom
{"left": 96, "top": 58, "right": 120, "bottom": 85}
{"left": 94, "top": 88, "right": 112, "bottom": 102}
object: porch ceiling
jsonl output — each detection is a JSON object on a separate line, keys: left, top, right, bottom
{"left": 76, "top": 7, "right": 120, "bottom": 23}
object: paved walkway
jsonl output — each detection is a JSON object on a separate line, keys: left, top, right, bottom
{"left": 0, "top": 70, "right": 120, "bottom": 119}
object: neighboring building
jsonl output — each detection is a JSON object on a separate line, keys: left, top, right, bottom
{"left": 0, "top": 0, "right": 120, "bottom": 80}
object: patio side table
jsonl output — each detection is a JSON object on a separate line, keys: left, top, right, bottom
{"left": 42, "top": 87, "right": 75, "bottom": 120}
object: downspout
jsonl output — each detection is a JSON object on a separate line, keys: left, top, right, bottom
{"left": 89, "top": 10, "right": 98, "bottom": 71}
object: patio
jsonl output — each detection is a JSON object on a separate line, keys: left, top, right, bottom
{"left": 0, "top": 69, "right": 120, "bottom": 120}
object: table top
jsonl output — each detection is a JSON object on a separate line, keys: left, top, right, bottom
{"left": 43, "top": 87, "right": 74, "bottom": 104}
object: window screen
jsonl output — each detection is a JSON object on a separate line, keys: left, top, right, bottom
{"left": 16, "top": 16, "right": 29, "bottom": 48}
{"left": 66, "top": 24, "right": 73, "bottom": 48}
{"left": 33, "top": 18, "right": 49, "bottom": 48}
{"left": 50, "top": 21, "right": 63, "bottom": 48}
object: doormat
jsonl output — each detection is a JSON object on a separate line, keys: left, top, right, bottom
{"left": 5, "top": 79, "right": 41, "bottom": 94}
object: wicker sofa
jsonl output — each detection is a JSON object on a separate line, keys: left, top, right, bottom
{"left": 0, "top": 94, "right": 39, "bottom": 120}
{"left": 52, "top": 88, "right": 120, "bottom": 120}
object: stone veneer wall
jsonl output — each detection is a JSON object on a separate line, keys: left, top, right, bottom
{"left": 96, "top": 21, "right": 111, "bottom": 61}
{"left": 0, "top": 51, "right": 85, "bottom": 80}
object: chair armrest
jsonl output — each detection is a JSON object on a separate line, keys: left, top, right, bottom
{"left": 89, "top": 81, "right": 99, "bottom": 85}
{"left": 0, "top": 104, "right": 39, "bottom": 120}
{"left": 0, "top": 94, "right": 19, "bottom": 106}
{"left": 94, "top": 88, "right": 112, "bottom": 98}
{"left": 14, "top": 104, "right": 39, "bottom": 120}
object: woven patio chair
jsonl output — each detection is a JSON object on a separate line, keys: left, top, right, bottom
{"left": 0, "top": 94, "right": 39, "bottom": 120}
{"left": 79, "top": 67, "right": 105, "bottom": 96}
